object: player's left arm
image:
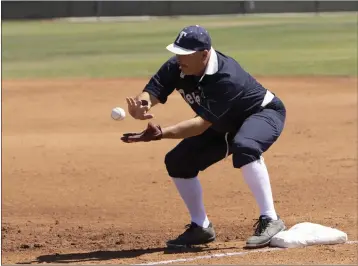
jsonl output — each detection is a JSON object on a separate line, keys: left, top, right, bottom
{"left": 120, "top": 116, "right": 211, "bottom": 143}
{"left": 161, "top": 116, "right": 212, "bottom": 139}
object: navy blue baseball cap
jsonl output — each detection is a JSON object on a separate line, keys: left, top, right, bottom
{"left": 166, "top": 25, "right": 212, "bottom": 55}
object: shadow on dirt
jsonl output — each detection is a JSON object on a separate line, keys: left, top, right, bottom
{"left": 30, "top": 245, "right": 234, "bottom": 264}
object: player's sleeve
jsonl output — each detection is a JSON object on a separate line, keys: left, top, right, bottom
{"left": 199, "top": 81, "right": 243, "bottom": 123}
{"left": 143, "top": 58, "right": 178, "bottom": 104}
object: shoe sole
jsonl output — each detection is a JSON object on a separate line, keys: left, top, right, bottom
{"left": 166, "top": 236, "right": 216, "bottom": 249}
{"left": 244, "top": 239, "right": 271, "bottom": 249}
{"left": 245, "top": 226, "right": 286, "bottom": 249}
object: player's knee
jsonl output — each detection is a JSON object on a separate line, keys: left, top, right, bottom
{"left": 164, "top": 149, "right": 176, "bottom": 173}
{"left": 232, "top": 138, "right": 262, "bottom": 168}
{"left": 164, "top": 150, "right": 198, "bottom": 179}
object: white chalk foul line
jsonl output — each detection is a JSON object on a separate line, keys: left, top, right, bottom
{"left": 133, "top": 241, "right": 358, "bottom": 265}
{"left": 134, "top": 248, "right": 280, "bottom": 265}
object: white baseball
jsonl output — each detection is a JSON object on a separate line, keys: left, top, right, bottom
{"left": 111, "top": 107, "right": 126, "bottom": 121}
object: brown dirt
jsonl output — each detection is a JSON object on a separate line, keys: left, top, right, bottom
{"left": 2, "top": 77, "right": 357, "bottom": 264}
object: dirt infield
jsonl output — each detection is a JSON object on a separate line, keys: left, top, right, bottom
{"left": 2, "top": 77, "right": 357, "bottom": 264}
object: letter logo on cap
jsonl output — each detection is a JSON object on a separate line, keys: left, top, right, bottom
{"left": 176, "top": 31, "right": 187, "bottom": 44}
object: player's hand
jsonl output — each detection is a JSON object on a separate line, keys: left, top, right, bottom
{"left": 121, "top": 122, "right": 162, "bottom": 143}
{"left": 126, "top": 97, "right": 154, "bottom": 120}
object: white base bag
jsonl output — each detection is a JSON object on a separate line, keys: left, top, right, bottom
{"left": 270, "top": 222, "right": 348, "bottom": 248}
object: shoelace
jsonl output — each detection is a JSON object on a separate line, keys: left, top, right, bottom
{"left": 185, "top": 223, "right": 197, "bottom": 230}
{"left": 175, "top": 223, "right": 196, "bottom": 239}
{"left": 253, "top": 218, "right": 270, "bottom": 236}
{"left": 183, "top": 223, "right": 198, "bottom": 232}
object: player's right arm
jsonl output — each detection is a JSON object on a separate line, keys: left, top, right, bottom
{"left": 126, "top": 57, "right": 178, "bottom": 120}
{"left": 133, "top": 91, "right": 160, "bottom": 109}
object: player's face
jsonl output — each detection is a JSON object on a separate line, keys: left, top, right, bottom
{"left": 177, "top": 50, "right": 209, "bottom": 76}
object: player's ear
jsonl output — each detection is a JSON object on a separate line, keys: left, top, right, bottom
{"left": 202, "top": 50, "right": 209, "bottom": 60}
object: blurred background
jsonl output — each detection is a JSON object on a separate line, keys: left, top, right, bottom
{"left": 2, "top": 1, "right": 357, "bottom": 79}
{"left": 2, "top": 1, "right": 358, "bottom": 19}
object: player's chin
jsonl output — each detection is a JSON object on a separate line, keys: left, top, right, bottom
{"left": 180, "top": 67, "right": 194, "bottom": 75}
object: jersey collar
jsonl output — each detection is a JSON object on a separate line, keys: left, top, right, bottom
{"left": 199, "top": 48, "right": 218, "bottom": 82}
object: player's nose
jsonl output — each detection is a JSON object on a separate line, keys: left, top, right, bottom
{"left": 177, "top": 57, "right": 187, "bottom": 67}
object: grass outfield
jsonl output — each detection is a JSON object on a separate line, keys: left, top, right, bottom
{"left": 2, "top": 12, "right": 357, "bottom": 79}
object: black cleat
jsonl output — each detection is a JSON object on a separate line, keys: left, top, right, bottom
{"left": 166, "top": 222, "right": 216, "bottom": 248}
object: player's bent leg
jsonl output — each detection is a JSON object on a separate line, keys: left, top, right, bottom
{"left": 232, "top": 98, "right": 286, "bottom": 248}
{"left": 164, "top": 141, "right": 200, "bottom": 179}
{"left": 164, "top": 129, "right": 228, "bottom": 248}
{"left": 164, "top": 128, "right": 230, "bottom": 178}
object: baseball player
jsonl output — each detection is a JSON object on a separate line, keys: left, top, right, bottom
{"left": 121, "top": 25, "right": 286, "bottom": 249}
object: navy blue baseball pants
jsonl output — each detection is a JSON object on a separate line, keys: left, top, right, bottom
{"left": 165, "top": 97, "right": 286, "bottom": 178}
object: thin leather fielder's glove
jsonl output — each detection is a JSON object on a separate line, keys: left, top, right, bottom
{"left": 121, "top": 122, "right": 163, "bottom": 143}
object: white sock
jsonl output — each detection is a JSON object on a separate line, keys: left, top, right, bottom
{"left": 241, "top": 157, "right": 278, "bottom": 220}
{"left": 172, "top": 177, "right": 210, "bottom": 228}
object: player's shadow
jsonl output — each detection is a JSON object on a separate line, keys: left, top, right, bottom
{"left": 30, "top": 245, "right": 233, "bottom": 264}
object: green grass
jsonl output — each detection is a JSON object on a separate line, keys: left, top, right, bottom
{"left": 2, "top": 12, "right": 357, "bottom": 79}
